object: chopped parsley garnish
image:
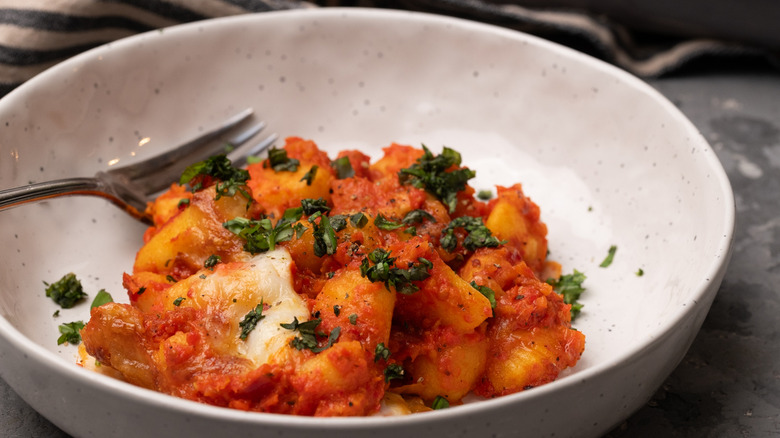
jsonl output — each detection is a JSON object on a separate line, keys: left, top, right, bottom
{"left": 600, "top": 245, "right": 617, "bottom": 267}
{"left": 204, "top": 254, "right": 221, "bottom": 270}
{"left": 280, "top": 317, "right": 339, "bottom": 353}
{"left": 238, "top": 303, "right": 266, "bottom": 340}
{"left": 348, "top": 314, "right": 358, "bottom": 325}
{"left": 44, "top": 273, "right": 87, "bottom": 309}
{"left": 137, "top": 287, "right": 146, "bottom": 295}
{"left": 636, "top": 268, "right": 645, "bottom": 277}
{"left": 177, "top": 198, "right": 190, "bottom": 208}
{"left": 374, "top": 343, "right": 391, "bottom": 362}
{"left": 402, "top": 209, "right": 436, "bottom": 226}
{"left": 301, "top": 198, "right": 331, "bottom": 216}
{"left": 179, "top": 155, "right": 251, "bottom": 202}
{"left": 431, "top": 395, "right": 450, "bottom": 410}
{"left": 57, "top": 321, "right": 85, "bottom": 345}
{"left": 173, "top": 297, "right": 185, "bottom": 306}
{"left": 548, "top": 270, "right": 586, "bottom": 320}
{"left": 384, "top": 363, "right": 405, "bottom": 382}
{"left": 470, "top": 281, "right": 496, "bottom": 309}
{"left": 477, "top": 190, "right": 493, "bottom": 201}
{"left": 309, "top": 212, "right": 338, "bottom": 257}
{"left": 329, "top": 215, "right": 348, "bottom": 232}
{"left": 332, "top": 156, "right": 355, "bottom": 179}
{"left": 398, "top": 145, "right": 476, "bottom": 213}
{"left": 166, "top": 275, "right": 177, "bottom": 283}
{"left": 359, "top": 249, "right": 432, "bottom": 294}
{"left": 374, "top": 214, "right": 404, "bottom": 231}
{"left": 266, "top": 147, "right": 300, "bottom": 172}
{"left": 90, "top": 289, "right": 114, "bottom": 310}
{"left": 180, "top": 154, "right": 249, "bottom": 186}
{"left": 349, "top": 212, "right": 368, "bottom": 228}
{"left": 440, "top": 216, "right": 503, "bottom": 252}
{"left": 300, "top": 165, "right": 318, "bottom": 185}
{"left": 223, "top": 216, "right": 295, "bottom": 254}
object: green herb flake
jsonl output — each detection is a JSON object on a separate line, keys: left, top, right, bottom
{"left": 398, "top": 145, "right": 476, "bottom": 213}
{"left": 57, "top": 321, "right": 85, "bottom": 345}
{"left": 311, "top": 214, "right": 338, "bottom": 257}
{"left": 348, "top": 314, "right": 358, "bottom": 325}
{"left": 333, "top": 305, "right": 341, "bottom": 316}
{"left": 350, "top": 212, "right": 369, "bottom": 228}
{"left": 166, "top": 275, "right": 177, "bottom": 283}
{"left": 223, "top": 216, "right": 295, "bottom": 254}
{"left": 280, "top": 317, "right": 340, "bottom": 353}
{"left": 440, "top": 216, "right": 503, "bottom": 252}
{"left": 470, "top": 281, "right": 496, "bottom": 309}
{"left": 431, "top": 395, "right": 450, "bottom": 410}
{"left": 52, "top": 310, "right": 60, "bottom": 318}
{"left": 44, "top": 273, "right": 87, "bottom": 309}
{"left": 204, "top": 254, "right": 222, "bottom": 270}
{"left": 600, "top": 245, "right": 617, "bottom": 268}
{"left": 636, "top": 268, "right": 645, "bottom": 277}
{"left": 177, "top": 198, "right": 191, "bottom": 208}
{"left": 332, "top": 156, "right": 355, "bottom": 179}
{"left": 300, "top": 165, "right": 319, "bottom": 186}
{"left": 301, "top": 198, "right": 331, "bottom": 216}
{"left": 401, "top": 209, "right": 436, "bottom": 226}
{"left": 359, "top": 249, "right": 432, "bottom": 294}
{"left": 90, "top": 289, "right": 114, "bottom": 310}
{"left": 239, "top": 303, "right": 266, "bottom": 340}
{"left": 374, "top": 213, "right": 404, "bottom": 231}
{"left": 374, "top": 343, "right": 391, "bottom": 362}
{"left": 267, "top": 147, "right": 300, "bottom": 172}
{"left": 137, "top": 287, "right": 146, "bottom": 295}
{"left": 477, "top": 190, "right": 493, "bottom": 201}
{"left": 173, "top": 297, "right": 185, "bottom": 307}
{"left": 179, "top": 155, "right": 251, "bottom": 202}
{"left": 384, "top": 363, "right": 405, "bottom": 383}
{"left": 548, "top": 270, "right": 587, "bottom": 321}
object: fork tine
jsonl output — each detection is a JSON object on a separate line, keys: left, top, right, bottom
{"left": 229, "top": 132, "right": 279, "bottom": 168}
{"left": 113, "top": 108, "right": 255, "bottom": 181}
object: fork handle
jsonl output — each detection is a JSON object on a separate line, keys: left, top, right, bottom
{"left": 0, "top": 177, "right": 146, "bottom": 221}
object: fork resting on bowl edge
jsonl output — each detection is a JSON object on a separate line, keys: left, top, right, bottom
{"left": 0, "top": 108, "right": 277, "bottom": 224}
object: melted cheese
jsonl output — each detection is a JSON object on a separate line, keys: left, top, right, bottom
{"left": 160, "top": 248, "right": 308, "bottom": 366}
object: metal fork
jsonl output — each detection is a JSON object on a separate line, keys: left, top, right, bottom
{"left": 0, "top": 108, "right": 277, "bottom": 224}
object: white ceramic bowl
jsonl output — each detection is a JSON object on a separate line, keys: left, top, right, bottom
{"left": 0, "top": 8, "right": 734, "bottom": 438}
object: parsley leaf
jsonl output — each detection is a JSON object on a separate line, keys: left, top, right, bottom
{"left": 349, "top": 212, "right": 368, "bottom": 228}
{"left": 173, "top": 297, "right": 185, "bottom": 306}
{"left": 180, "top": 154, "right": 249, "bottom": 186}
{"left": 301, "top": 198, "right": 331, "bottom": 216}
{"left": 402, "top": 209, "right": 436, "bottom": 225}
{"left": 548, "top": 270, "right": 586, "bottom": 320}
{"left": 223, "top": 216, "right": 295, "bottom": 254}
{"left": 57, "top": 321, "right": 85, "bottom": 345}
{"left": 332, "top": 156, "right": 355, "bottom": 179}
{"left": 44, "top": 273, "right": 87, "bottom": 309}
{"left": 477, "top": 190, "right": 493, "bottom": 201}
{"left": 600, "top": 245, "right": 617, "bottom": 267}
{"left": 267, "top": 147, "right": 300, "bottom": 172}
{"left": 374, "top": 343, "right": 391, "bottom": 362}
{"left": 204, "top": 254, "right": 221, "bottom": 270}
{"left": 90, "top": 289, "right": 114, "bottom": 310}
{"left": 359, "top": 249, "right": 432, "bottom": 294}
{"left": 374, "top": 214, "right": 404, "bottom": 231}
{"left": 398, "top": 145, "right": 476, "bottom": 213}
{"left": 238, "top": 303, "right": 266, "bottom": 340}
{"left": 300, "top": 165, "right": 318, "bottom": 185}
{"left": 280, "top": 317, "right": 338, "bottom": 353}
{"left": 384, "top": 363, "right": 405, "bottom": 382}
{"left": 310, "top": 213, "right": 338, "bottom": 257}
{"left": 440, "top": 216, "right": 503, "bottom": 252}
{"left": 470, "top": 281, "right": 496, "bottom": 309}
{"left": 431, "top": 396, "right": 450, "bottom": 410}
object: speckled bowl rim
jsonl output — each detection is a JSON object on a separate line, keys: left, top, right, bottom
{"left": 0, "top": 6, "right": 735, "bottom": 432}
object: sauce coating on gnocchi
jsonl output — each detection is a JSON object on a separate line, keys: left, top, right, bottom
{"left": 80, "top": 137, "right": 585, "bottom": 416}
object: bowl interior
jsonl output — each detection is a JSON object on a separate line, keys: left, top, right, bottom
{"left": 0, "top": 7, "right": 733, "bottom": 436}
